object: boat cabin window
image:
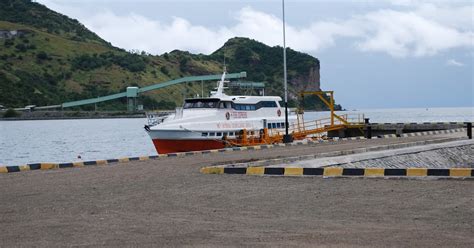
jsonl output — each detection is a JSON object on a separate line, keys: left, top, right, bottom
{"left": 260, "top": 101, "right": 278, "bottom": 108}
{"left": 267, "top": 122, "right": 285, "bottom": 129}
{"left": 218, "top": 101, "right": 232, "bottom": 109}
{"left": 232, "top": 101, "right": 278, "bottom": 111}
{"left": 234, "top": 104, "right": 256, "bottom": 111}
{"left": 183, "top": 98, "right": 220, "bottom": 109}
{"left": 184, "top": 99, "right": 278, "bottom": 110}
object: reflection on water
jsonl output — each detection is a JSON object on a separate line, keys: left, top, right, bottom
{"left": 0, "top": 107, "right": 473, "bottom": 166}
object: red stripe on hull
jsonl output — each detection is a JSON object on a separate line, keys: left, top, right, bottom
{"left": 152, "top": 139, "right": 226, "bottom": 154}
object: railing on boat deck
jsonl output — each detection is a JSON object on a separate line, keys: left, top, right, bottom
{"left": 146, "top": 111, "right": 174, "bottom": 126}
{"left": 263, "top": 113, "right": 365, "bottom": 138}
{"left": 289, "top": 113, "right": 365, "bottom": 138}
{"left": 225, "top": 113, "right": 366, "bottom": 147}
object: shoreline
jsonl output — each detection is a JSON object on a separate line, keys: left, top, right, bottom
{"left": 0, "top": 115, "right": 146, "bottom": 121}
{"left": 0, "top": 110, "right": 171, "bottom": 121}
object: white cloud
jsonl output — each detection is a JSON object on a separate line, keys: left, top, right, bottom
{"left": 76, "top": 6, "right": 361, "bottom": 55}
{"left": 81, "top": 11, "right": 232, "bottom": 54}
{"left": 356, "top": 9, "right": 473, "bottom": 57}
{"left": 37, "top": 1, "right": 473, "bottom": 57}
{"left": 446, "top": 59, "right": 465, "bottom": 67}
{"left": 415, "top": 3, "right": 473, "bottom": 31}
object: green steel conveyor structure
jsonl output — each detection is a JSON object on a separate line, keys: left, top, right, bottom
{"left": 56, "top": 72, "right": 249, "bottom": 111}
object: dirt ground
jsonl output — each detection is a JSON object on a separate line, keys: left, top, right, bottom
{"left": 1, "top": 133, "right": 473, "bottom": 247}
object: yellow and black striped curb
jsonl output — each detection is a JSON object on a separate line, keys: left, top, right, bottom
{"left": 398, "top": 128, "right": 465, "bottom": 138}
{"left": 0, "top": 155, "right": 160, "bottom": 174}
{"left": 372, "top": 122, "right": 466, "bottom": 126}
{"left": 375, "top": 128, "right": 465, "bottom": 139}
{"left": 200, "top": 166, "right": 474, "bottom": 178}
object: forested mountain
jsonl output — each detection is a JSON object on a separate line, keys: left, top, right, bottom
{"left": 0, "top": 0, "right": 338, "bottom": 110}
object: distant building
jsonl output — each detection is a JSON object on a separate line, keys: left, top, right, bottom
{"left": 0, "top": 30, "right": 29, "bottom": 39}
{"left": 24, "top": 105, "right": 36, "bottom": 112}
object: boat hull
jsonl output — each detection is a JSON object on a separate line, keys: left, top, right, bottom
{"left": 152, "top": 138, "right": 226, "bottom": 154}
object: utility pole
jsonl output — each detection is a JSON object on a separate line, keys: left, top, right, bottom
{"left": 282, "top": 0, "right": 293, "bottom": 143}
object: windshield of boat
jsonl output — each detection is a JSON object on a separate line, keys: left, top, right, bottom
{"left": 183, "top": 98, "right": 220, "bottom": 109}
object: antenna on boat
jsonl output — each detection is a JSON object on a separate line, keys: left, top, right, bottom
{"left": 212, "top": 46, "right": 229, "bottom": 97}
{"left": 212, "top": 66, "right": 227, "bottom": 97}
{"left": 223, "top": 47, "right": 226, "bottom": 69}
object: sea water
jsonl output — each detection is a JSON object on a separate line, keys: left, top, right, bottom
{"left": 1, "top": 107, "right": 473, "bottom": 166}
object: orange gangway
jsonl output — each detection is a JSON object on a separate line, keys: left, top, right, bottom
{"left": 224, "top": 113, "right": 365, "bottom": 147}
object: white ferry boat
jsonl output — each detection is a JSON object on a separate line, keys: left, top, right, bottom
{"left": 145, "top": 70, "right": 297, "bottom": 154}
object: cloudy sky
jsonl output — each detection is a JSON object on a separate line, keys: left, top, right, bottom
{"left": 37, "top": 0, "right": 473, "bottom": 109}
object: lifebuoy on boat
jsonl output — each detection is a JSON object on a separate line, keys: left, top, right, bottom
{"left": 277, "top": 109, "right": 281, "bottom": 117}
{"left": 225, "top": 112, "right": 230, "bottom": 120}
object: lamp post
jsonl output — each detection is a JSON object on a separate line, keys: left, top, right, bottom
{"left": 282, "top": 0, "right": 293, "bottom": 143}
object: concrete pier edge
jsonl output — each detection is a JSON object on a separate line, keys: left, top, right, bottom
{"left": 200, "top": 166, "right": 474, "bottom": 179}
{"left": 0, "top": 128, "right": 467, "bottom": 174}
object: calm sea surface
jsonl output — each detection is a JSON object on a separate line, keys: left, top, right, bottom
{"left": 1, "top": 107, "right": 473, "bottom": 166}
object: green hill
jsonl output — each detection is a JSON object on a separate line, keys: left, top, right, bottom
{"left": 0, "top": 0, "right": 108, "bottom": 45}
{"left": 0, "top": 0, "right": 339, "bottom": 111}
{"left": 210, "top": 37, "right": 323, "bottom": 105}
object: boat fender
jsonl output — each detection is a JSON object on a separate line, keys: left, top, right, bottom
{"left": 144, "top": 125, "right": 151, "bottom": 132}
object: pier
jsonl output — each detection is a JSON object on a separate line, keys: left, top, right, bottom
{"left": 328, "top": 121, "right": 467, "bottom": 138}
{"left": 1, "top": 130, "right": 472, "bottom": 247}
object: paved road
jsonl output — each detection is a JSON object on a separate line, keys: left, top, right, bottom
{"left": 1, "top": 133, "right": 473, "bottom": 247}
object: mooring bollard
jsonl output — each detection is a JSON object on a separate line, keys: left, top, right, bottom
{"left": 364, "top": 118, "right": 372, "bottom": 139}
{"left": 467, "top": 122, "right": 472, "bottom": 139}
